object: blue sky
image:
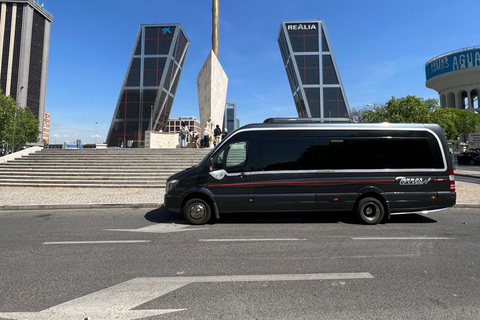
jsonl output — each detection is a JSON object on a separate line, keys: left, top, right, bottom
{"left": 44, "top": 0, "right": 478, "bottom": 144}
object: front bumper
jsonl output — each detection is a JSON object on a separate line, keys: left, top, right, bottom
{"left": 164, "top": 194, "right": 182, "bottom": 213}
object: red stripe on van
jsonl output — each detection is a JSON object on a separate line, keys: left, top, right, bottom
{"left": 208, "top": 179, "right": 396, "bottom": 188}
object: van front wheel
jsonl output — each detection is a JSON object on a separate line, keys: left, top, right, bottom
{"left": 184, "top": 198, "right": 212, "bottom": 225}
{"left": 355, "top": 197, "right": 384, "bottom": 225}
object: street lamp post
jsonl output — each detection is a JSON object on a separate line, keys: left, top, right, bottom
{"left": 150, "top": 105, "right": 153, "bottom": 131}
{"left": 95, "top": 122, "right": 98, "bottom": 144}
{"left": 12, "top": 86, "right": 24, "bottom": 153}
{"left": 11, "top": 111, "right": 17, "bottom": 153}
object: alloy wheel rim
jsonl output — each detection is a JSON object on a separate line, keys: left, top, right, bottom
{"left": 363, "top": 203, "right": 380, "bottom": 220}
{"left": 190, "top": 203, "right": 206, "bottom": 220}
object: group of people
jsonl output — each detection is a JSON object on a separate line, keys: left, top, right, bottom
{"left": 179, "top": 118, "right": 228, "bottom": 149}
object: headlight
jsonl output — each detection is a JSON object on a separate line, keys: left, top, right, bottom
{"left": 165, "top": 180, "right": 179, "bottom": 193}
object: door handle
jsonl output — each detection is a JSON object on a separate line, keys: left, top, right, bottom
{"left": 239, "top": 172, "right": 247, "bottom": 178}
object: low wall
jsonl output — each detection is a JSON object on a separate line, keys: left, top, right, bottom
{"left": 145, "top": 131, "right": 179, "bottom": 149}
{"left": 0, "top": 146, "right": 43, "bottom": 163}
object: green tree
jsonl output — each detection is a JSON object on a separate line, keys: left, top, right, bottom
{"left": 360, "top": 95, "right": 480, "bottom": 140}
{"left": 0, "top": 90, "right": 40, "bottom": 152}
{"left": 362, "top": 95, "right": 437, "bottom": 123}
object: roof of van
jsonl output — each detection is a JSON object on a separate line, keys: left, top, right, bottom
{"left": 239, "top": 121, "right": 441, "bottom": 131}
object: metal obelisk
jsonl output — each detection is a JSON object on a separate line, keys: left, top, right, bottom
{"left": 212, "top": 0, "right": 219, "bottom": 57}
{"left": 197, "top": 0, "right": 228, "bottom": 146}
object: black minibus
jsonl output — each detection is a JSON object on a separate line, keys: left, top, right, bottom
{"left": 164, "top": 120, "right": 456, "bottom": 225}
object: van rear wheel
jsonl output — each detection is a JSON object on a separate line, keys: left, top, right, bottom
{"left": 355, "top": 197, "right": 384, "bottom": 225}
{"left": 184, "top": 198, "right": 211, "bottom": 225}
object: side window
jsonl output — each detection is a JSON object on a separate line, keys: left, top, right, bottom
{"left": 257, "top": 138, "right": 314, "bottom": 171}
{"left": 211, "top": 141, "right": 248, "bottom": 171}
{"left": 226, "top": 142, "right": 248, "bottom": 168}
{"left": 212, "top": 150, "right": 225, "bottom": 171}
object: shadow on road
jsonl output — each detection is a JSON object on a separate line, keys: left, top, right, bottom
{"left": 218, "top": 211, "right": 356, "bottom": 224}
{"left": 389, "top": 214, "right": 437, "bottom": 224}
{"left": 144, "top": 206, "right": 183, "bottom": 223}
{"left": 145, "top": 207, "right": 437, "bottom": 225}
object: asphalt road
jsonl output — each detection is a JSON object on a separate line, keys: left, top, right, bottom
{"left": 0, "top": 207, "right": 479, "bottom": 319}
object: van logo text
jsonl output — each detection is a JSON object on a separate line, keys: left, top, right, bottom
{"left": 396, "top": 177, "right": 431, "bottom": 185}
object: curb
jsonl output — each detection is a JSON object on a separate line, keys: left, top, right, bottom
{"left": 455, "top": 173, "right": 480, "bottom": 179}
{"left": 0, "top": 203, "right": 164, "bottom": 211}
{"left": 0, "top": 203, "right": 479, "bottom": 211}
{"left": 453, "top": 203, "right": 480, "bottom": 209}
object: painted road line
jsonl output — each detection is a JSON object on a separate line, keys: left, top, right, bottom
{"left": 351, "top": 237, "right": 452, "bottom": 240}
{"left": 43, "top": 240, "right": 151, "bottom": 245}
{"left": 330, "top": 253, "right": 421, "bottom": 259}
{"left": 0, "top": 272, "right": 373, "bottom": 320}
{"left": 106, "top": 223, "right": 207, "bottom": 234}
{"left": 199, "top": 238, "right": 307, "bottom": 242}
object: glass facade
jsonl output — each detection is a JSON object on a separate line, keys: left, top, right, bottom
{"left": 277, "top": 20, "right": 351, "bottom": 122}
{"left": 224, "top": 103, "right": 238, "bottom": 133}
{"left": 107, "top": 24, "right": 189, "bottom": 147}
{"left": 0, "top": 1, "right": 53, "bottom": 139}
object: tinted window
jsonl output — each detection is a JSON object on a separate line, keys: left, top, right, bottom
{"left": 323, "top": 88, "right": 348, "bottom": 118}
{"left": 295, "top": 55, "right": 319, "bottom": 85}
{"left": 304, "top": 88, "right": 320, "bottom": 118}
{"left": 321, "top": 26, "right": 330, "bottom": 52}
{"left": 143, "top": 58, "right": 167, "bottom": 87}
{"left": 256, "top": 136, "right": 443, "bottom": 170}
{"left": 286, "top": 23, "right": 319, "bottom": 52}
{"left": 278, "top": 29, "right": 289, "bottom": 64}
{"left": 258, "top": 139, "right": 314, "bottom": 171}
{"left": 312, "top": 138, "right": 442, "bottom": 169}
{"left": 322, "top": 55, "right": 339, "bottom": 84}
{"left": 126, "top": 59, "right": 141, "bottom": 87}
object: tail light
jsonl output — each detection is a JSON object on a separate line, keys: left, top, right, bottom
{"left": 448, "top": 168, "right": 455, "bottom": 192}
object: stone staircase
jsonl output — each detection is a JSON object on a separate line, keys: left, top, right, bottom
{"left": 0, "top": 148, "right": 211, "bottom": 188}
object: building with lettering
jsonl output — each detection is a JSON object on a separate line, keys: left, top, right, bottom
{"left": 277, "top": 20, "right": 351, "bottom": 122}
{"left": 165, "top": 117, "right": 201, "bottom": 135}
{"left": 425, "top": 46, "right": 480, "bottom": 112}
{"left": 0, "top": 0, "right": 53, "bottom": 140}
{"left": 106, "top": 24, "right": 189, "bottom": 147}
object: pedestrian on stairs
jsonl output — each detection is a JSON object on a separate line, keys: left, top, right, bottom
{"left": 180, "top": 122, "right": 189, "bottom": 148}
{"left": 214, "top": 124, "right": 222, "bottom": 146}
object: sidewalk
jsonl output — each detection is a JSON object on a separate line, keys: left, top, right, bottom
{"left": 0, "top": 187, "right": 165, "bottom": 210}
{"left": 0, "top": 171, "right": 479, "bottom": 210}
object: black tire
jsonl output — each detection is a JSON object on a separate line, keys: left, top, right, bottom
{"left": 184, "top": 198, "right": 212, "bottom": 225}
{"left": 469, "top": 159, "right": 475, "bottom": 165}
{"left": 355, "top": 197, "right": 385, "bottom": 225}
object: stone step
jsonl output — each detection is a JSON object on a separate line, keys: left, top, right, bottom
{"left": 0, "top": 175, "right": 170, "bottom": 180}
{"left": 0, "top": 171, "right": 173, "bottom": 177}
{"left": 11, "top": 161, "right": 203, "bottom": 165}
{"left": 0, "top": 148, "right": 206, "bottom": 188}
{"left": 11, "top": 158, "right": 199, "bottom": 164}
{"left": 21, "top": 156, "right": 206, "bottom": 160}
{"left": 0, "top": 167, "right": 185, "bottom": 174}
{"left": 0, "top": 178, "right": 165, "bottom": 184}
{"left": 37, "top": 150, "right": 210, "bottom": 154}
{"left": 0, "top": 164, "right": 193, "bottom": 168}
{"left": 39, "top": 150, "right": 210, "bottom": 155}
{"left": 0, "top": 182, "right": 166, "bottom": 188}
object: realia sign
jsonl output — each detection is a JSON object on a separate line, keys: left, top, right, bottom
{"left": 287, "top": 24, "right": 317, "bottom": 31}
{"left": 426, "top": 47, "right": 480, "bottom": 80}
